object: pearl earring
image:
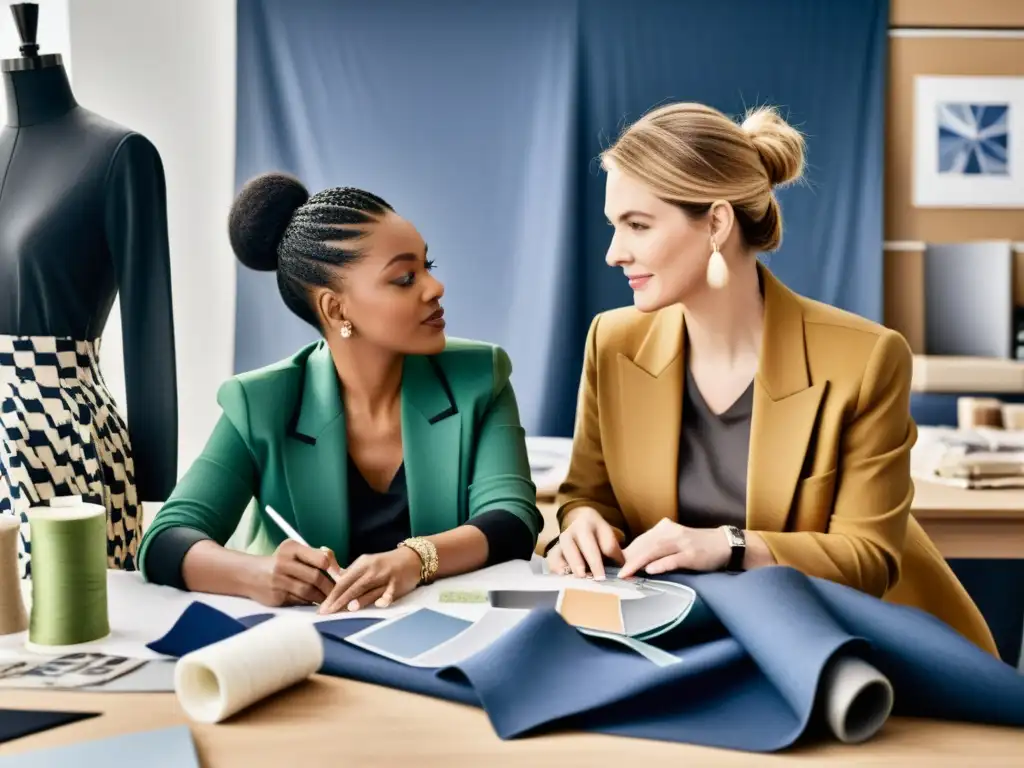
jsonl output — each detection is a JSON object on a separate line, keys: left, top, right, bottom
{"left": 339, "top": 320, "right": 353, "bottom": 339}
{"left": 706, "top": 237, "right": 729, "bottom": 289}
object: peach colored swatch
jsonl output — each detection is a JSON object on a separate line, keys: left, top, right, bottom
{"left": 557, "top": 589, "right": 624, "bottom": 634}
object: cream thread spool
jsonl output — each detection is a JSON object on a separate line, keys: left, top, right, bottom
{"left": 0, "top": 516, "right": 28, "bottom": 636}
{"left": 174, "top": 616, "right": 324, "bottom": 723}
{"left": 25, "top": 501, "right": 110, "bottom": 653}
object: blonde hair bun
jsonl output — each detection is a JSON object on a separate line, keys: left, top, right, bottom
{"left": 740, "top": 106, "right": 805, "bottom": 188}
{"left": 602, "top": 100, "right": 800, "bottom": 252}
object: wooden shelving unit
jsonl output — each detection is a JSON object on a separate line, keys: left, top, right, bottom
{"left": 912, "top": 355, "right": 1024, "bottom": 393}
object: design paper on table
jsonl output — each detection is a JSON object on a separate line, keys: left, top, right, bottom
{"left": 0, "top": 708, "right": 99, "bottom": 746}
{"left": 0, "top": 562, "right": 663, "bottom": 665}
{"left": 394, "top": 560, "right": 538, "bottom": 606}
{"left": 534, "top": 571, "right": 659, "bottom": 592}
{"left": 80, "top": 660, "right": 177, "bottom": 693}
{"left": 620, "top": 584, "right": 698, "bottom": 639}
{"left": 346, "top": 608, "right": 528, "bottom": 668}
{"left": 0, "top": 653, "right": 146, "bottom": 689}
{"left": 0, "top": 724, "right": 199, "bottom": 768}
{"left": 580, "top": 629, "right": 683, "bottom": 667}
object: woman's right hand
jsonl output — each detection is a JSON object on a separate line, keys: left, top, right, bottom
{"left": 249, "top": 540, "right": 343, "bottom": 607}
{"left": 546, "top": 507, "right": 624, "bottom": 580}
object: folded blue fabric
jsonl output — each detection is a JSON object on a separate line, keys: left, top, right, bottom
{"left": 147, "top": 601, "right": 248, "bottom": 657}
{"left": 147, "top": 565, "right": 1024, "bottom": 752}
{"left": 0, "top": 708, "right": 99, "bottom": 746}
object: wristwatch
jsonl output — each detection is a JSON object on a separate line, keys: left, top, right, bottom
{"left": 721, "top": 525, "right": 746, "bottom": 573}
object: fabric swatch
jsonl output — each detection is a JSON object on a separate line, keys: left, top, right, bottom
{"left": 557, "top": 589, "right": 624, "bottom": 633}
{"left": 146, "top": 601, "right": 248, "bottom": 657}
{"left": 488, "top": 590, "right": 560, "bottom": 610}
{"left": 0, "top": 708, "right": 99, "bottom": 745}
{"left": 0, "top": 724, "right": 198, "bottom": 767}
{"left": 347, "top": 609, "right": 473, "bottom": 661}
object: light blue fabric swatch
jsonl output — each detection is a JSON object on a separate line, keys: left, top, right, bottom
{"left": 351, "top": 609, "right": 472, "bottom": 660}
{"left": 0, "top": 725, "right": 198, "bottom": 768}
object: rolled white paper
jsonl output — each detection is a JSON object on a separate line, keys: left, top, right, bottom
{"left": 820, "top": 655, "right": 894, "bottom": 744}
{"left": 174, "top": 616, "right": 324, "bottom": 724}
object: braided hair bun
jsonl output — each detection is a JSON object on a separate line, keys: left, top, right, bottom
{"left": 229, "top": 172, "right": 310, "bottom": 272}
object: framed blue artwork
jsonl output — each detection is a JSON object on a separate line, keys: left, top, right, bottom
{"left": 914, "top": 76, "right": 1024, "bottom": 207}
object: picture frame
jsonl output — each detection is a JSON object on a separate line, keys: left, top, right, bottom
{"left": 913, "top": 75, "right": 1024, "bottom": 208}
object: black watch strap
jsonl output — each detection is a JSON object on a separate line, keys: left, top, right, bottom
{"left": 723, "top": 525, "right": 746, "bottom": 572}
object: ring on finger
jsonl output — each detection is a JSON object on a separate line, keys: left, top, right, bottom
{"left": 561, "top": 565, "right": 572, "bottom": 575}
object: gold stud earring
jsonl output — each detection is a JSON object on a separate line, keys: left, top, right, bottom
{"left": 339, "top": 320, "right": 353, "bottom": 339}
{"left": 706, "top": 237, "right": 729, "bottom": 289}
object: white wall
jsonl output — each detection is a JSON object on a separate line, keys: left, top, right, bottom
{"left": 0, "top": 0, "right": 72, "bottom": 125}
{"left": 65, "top": 0, "right": 237, "bottom": 480}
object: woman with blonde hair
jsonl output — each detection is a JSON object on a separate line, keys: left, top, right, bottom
{"left": 547, "top": 102, "right": 998, "bottom": 657}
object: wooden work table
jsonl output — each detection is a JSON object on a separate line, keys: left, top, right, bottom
{"left": 2, "top": 677, "right": 1023, "bottom": 765}
{"left": 6, "top": 482, "right": 1017, "bottom": 765}
{"left": 537, "top": 479, "right": 1024, "bottom": 560}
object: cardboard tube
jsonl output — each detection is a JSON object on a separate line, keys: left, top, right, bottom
{"left": 820, "top": 656, "right": 894, "bottom": 744}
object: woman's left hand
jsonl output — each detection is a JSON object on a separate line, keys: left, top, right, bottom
{"left": 617, "top": 519, "right": 731, "bottom": 578}
{"left": 317, "top": 547, "right": 423, "bottom": 614}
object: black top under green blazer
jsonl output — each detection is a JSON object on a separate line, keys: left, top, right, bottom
{"left": 139, "top": 338, "right": 542, "bottom": 577}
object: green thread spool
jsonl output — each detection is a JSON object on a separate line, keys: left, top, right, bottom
{"left": 26, "top": 503, "right": 109, "bottom": 650}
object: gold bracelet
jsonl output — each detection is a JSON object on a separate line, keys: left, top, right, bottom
{"left": 398, "top": 537, "right": 439, "bottom": 584}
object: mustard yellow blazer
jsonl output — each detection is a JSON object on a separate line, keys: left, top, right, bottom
{"left": 557, "top": 263, "right": 997, "bottom": 656}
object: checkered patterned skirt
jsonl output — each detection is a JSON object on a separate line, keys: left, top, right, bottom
{"left": 0, "top": 335, "right": 139, "bottom": 579}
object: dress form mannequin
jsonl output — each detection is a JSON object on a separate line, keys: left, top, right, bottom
{"left": 0, "top": 3, "right": 178, "bottom": 576}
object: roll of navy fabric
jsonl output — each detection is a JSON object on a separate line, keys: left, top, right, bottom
{"left": 148, "top": 567, "right": 1024, "bottom": 753}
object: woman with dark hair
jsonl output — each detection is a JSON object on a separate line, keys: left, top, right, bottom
{"left": 140, "top": 173, "right": 541, "bottom": 614}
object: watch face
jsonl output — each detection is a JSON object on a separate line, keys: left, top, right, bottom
{"left": 725, "top": 526, "right": 744, "bottom": 546}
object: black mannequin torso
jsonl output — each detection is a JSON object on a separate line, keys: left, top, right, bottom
{"left": 0, "top": 62, "right": 177, "bottom": 504}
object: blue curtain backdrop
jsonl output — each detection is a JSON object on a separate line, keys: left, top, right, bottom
{"left": 234, "top": 0, "right": 889, "bottom": 438}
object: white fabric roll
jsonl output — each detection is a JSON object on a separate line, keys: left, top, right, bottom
{"left": 174, "top": 616, "right": 324, "bottom": 724}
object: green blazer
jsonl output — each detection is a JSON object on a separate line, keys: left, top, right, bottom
{"left": 138, "top": 338, "right": 542, "bottom": 576}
